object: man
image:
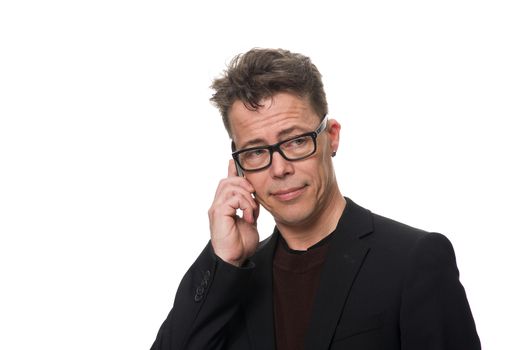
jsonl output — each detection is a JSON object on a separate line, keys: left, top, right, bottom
{"left": 151, "top": 48, "right": 480, "bottom": 349}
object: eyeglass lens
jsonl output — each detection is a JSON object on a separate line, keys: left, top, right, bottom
{"left": 238, "top": 134, "right": 315, "bottom": 170}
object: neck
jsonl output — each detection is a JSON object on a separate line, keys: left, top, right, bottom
{"left": 276, "top": 186, "right": 346, "bottom": 251}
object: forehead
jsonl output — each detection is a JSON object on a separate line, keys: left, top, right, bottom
{"left": 229, "top": 92, "right": 319, "bottom": 147}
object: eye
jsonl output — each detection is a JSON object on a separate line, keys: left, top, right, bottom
{"left": 243, "top": 148, "right": 267, "bottom": 160}
{"left": 292, "top": 137, "right": 308, "bottom": 146}
{"left": 284, "top": 136, "right": 309, "bottom": 149}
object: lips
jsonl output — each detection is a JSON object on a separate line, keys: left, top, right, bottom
{"left": 271, "top": 185, "right": 307, "bottom": 201}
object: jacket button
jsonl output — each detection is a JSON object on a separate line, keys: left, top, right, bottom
{"left": 204, "top": 270, "right": 211, "bottom": 281}
{"left": 194, "top": 294, "right": 203, "bottom": 302}
{"left": 196, "top": 286, "right": 205, "bottom": 296}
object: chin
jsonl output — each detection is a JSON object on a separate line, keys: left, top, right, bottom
{"left": 269, "top": 200, "right": 315, "bottom": 227}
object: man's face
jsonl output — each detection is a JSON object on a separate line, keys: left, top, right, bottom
{"left": 229, "top": 92, "right": 341, "bottom": 228}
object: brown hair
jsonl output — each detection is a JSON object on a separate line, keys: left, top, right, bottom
{"left": 210, "top": 48, "right": 328, "bottom": 137}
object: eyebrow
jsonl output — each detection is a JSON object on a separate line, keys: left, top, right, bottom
{"left": 239, "top": 126, "right": 307, "bottom": 149}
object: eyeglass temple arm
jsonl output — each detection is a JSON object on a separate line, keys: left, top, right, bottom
{"left": 231, "top": 115, "right": 327, "bottom": 152}
{"left": 315, "top": 115, "right": 328, "bottom": 135}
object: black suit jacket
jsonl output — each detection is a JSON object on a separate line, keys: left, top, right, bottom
{"left": 151, "top": 198, "right": 480, "bottom": 349}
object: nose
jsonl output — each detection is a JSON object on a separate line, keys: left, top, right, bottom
{"left": 269, "top": 150, "right": 294, "bottom": 178}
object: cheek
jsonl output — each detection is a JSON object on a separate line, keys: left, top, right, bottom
{"left": 245, "top": 173, "right": 267, "bottom": 195}
{"left": 311, "top": 158, "right": 334, "bottom": 191}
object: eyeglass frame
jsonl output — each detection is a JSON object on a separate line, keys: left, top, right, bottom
{"left": 231, "top": 114, "right": 329, "bottom": 172}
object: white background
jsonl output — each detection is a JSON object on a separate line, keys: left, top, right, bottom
{"left": 1, "top": 1, "right": 525, "bottom": 349}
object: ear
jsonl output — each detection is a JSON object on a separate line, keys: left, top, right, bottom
{"left": 326, "top": 119, "right": 341, "bottom": 155}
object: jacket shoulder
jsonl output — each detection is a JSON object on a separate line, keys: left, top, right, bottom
{"left": 372, "top": 212, "right": 428, "bottom": 237}
{"left": 368, "top": 211, "right": 454, "bottom": 259}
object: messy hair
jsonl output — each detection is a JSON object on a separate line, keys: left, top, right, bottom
{"left": 210, "top": 48, "right": 328, "bottom": 137}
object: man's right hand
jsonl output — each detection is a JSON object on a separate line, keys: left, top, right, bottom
{"left": 208, "top": 160, "right": 260, "bottom": 267}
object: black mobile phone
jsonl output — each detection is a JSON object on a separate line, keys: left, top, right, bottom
{"left": 231, "top": 141, "right": 244, "bottom": 177}
{"left": 236, "top": 162, "right": 258, "bottom": 203}
{"left": 235, "top": 161, "right": 244, "bottom": 177}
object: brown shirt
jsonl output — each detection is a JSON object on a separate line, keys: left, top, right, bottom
{"left": 273, "top": 235, "right": 331, "bottom": 350}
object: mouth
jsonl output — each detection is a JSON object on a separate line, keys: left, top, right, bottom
{"left": 271, "top": 185, "right": 307, "bottom": 202}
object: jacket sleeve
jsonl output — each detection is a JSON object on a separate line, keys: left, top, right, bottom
{"left": 400, "top": 232, "right": 481, "bottom": 349}
{"left": 150, "top": 242, "right": 254, "bottom": 350}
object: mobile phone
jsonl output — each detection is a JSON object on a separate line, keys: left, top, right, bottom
{"left": 235, "top": 162, "right": 244, "bottom": 177}
{"left": 231, "top": 141, "right": 244, "bottom": 177}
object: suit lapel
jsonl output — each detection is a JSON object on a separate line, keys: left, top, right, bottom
{"left": 305, "top": 199, "right": 374, "bottom": 350}
{"left": 243, "top": 232, "right": 278, "bottom": 350}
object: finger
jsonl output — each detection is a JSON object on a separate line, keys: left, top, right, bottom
{"left": 224, "top": 194, "right": 255, "bottom": 224}
{"left": 241, "top": 200, "right": 256, "bottom": 224}
{"left": 239, "top": 189, "right": 258, "bottom": 211}
{"left": 214, "top": 177, "right": 255, "bottom": 201}
{"left": 242, "top": 207, "right": 255, "bottom": 225}
{"left": 231, "top": 177, "right": 255, "bottom": 194}
{"left": 222, "top": 187, "right": 258, "bottom": 211}
{"left": 237, "top": 193, "right": 259, "bottom": 225}
{"left": 211, "top": 191, "right": 252, "bottom": 218}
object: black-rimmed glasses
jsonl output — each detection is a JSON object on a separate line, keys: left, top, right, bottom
{"left": 232, "top": 115, "right": 328, "bottom": 172}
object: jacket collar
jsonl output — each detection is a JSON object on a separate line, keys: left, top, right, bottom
{"left": 305, "top": 198, "right": 374, "bottom": 350}
{"left": 243, "top": 198, "right": 374, "bottom": 350}
{"left": 243, "top": 232, "right": 278, "bottom": 350}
